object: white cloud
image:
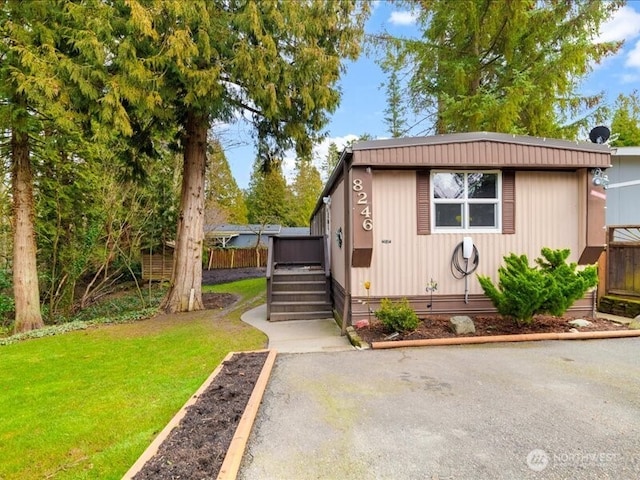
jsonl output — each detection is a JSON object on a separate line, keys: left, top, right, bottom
{"left": 312, "top": 134, "right": 359, "bottom": 168}
{"left": 280, "top": 134, "right": 360, "bottom": 184}
{"left": 625, "top": 39, "right": 640, "bottom": 68}
{"left": 388, "top": 10, "right": 418, "bottom": 26}
{"left": 596, "top": 5, "right": 640, "bottom": 43}
{"left": 620, "top": 71, "right": 640, "bottom": 84}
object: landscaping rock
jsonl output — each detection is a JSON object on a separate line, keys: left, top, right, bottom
{"left": 629, "top": 318, "right": 640, "bottom": 330}
{"left": 568, "top": 319, "right": 592, "bottom": 328}
{"left": 450, "top": 316, "right": 476, "bottom": 335}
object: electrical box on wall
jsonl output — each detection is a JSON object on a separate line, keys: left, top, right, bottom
{"left": 462, "top": 237, "right": 474, "bottom": 259}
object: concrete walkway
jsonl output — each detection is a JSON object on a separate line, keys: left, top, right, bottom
{"left": 241, "top": 304, "right": 354, "bottom": 353}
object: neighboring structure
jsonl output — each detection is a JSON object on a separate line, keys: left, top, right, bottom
{"left": 599, "top": 146, "right": 640, "bottom": 301}
{"left": 204, "top": 224, "right": 310, "bottom": 248}
{"left": 606, "top": 147, "right": 640, "bottom": 225}
{"left": 309, "top": 132, "right": 610, "bottom": 325}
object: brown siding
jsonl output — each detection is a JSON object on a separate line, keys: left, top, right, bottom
{"left": 416, "top": 170, "right": 430, "bottom": 235}
{"left": 331, "top": 277, "right": 347, "bottom": 321}
{"left": 351, "top": 167, "right": 373, "bottom": 267}
{"left": 502, "top": 170, "right": 516, "bottom": 234}
{"left": 354, "top": 140, "right": 610, "bottom": 169}
{"left": 349, "top": 293, "right": 594, "bottom": 324}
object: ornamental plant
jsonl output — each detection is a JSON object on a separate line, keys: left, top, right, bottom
{"left": 477, "top": 248, "right": 598, "bottom": 326}
{"left": 535, "top": 248, "right": 598, "bottom": 316}
{"left": 374, "top": 298, "right": 420, "bottom": 333}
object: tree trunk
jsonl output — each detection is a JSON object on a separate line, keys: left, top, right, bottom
{"left": 11, "top": 128, "right": 44, "bottom": 333}
{"left": 161, "top": 111, "right": 207, "bottom": 313}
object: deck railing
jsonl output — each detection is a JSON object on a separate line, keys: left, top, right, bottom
{"left": 266, "top": 235, "right": 329, "bottom": 319}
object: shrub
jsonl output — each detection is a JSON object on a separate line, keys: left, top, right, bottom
{"left": 374, "top": 297, "right": 420, "bottom": 333}
{"left": 535, "top": 248, "right": 598, "bottom": 316}
{"left": 0, "top": 269, "right": 14, "bottom": 326}
{"left": 478, "top": 254, "right": 550, "bottom": 325}
{"left": 478, "top": 248, "right": 598, "bottom": 326}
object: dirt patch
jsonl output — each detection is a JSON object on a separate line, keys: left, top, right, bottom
{"left": 132, "top": 351, "right": 268, "bottom": 480}
{"left": 356, "top": 314, "right": 628, "bottom": 344}
{"left": 202, "top": 292, "right": 237, "bottom": 310}
{"left": 202, "top": 267, "right": 265, "bottom": 286}
{"left": 201, "top": 267, "right": 265, "bottom": 311}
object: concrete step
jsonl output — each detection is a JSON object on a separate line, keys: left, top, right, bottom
{"left": 269, "top": 310, "right": 334, "bottom": 321}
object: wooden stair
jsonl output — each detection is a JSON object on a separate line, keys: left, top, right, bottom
{"left": 268, "top": 268, "right": 332, "bottom": 321}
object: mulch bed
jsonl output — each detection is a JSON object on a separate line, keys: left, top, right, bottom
{"left": 355, "top": 314, "right": 629, "bottom": 344}
{"left": 132, "top": 351, "right": 268, "bottom": 480}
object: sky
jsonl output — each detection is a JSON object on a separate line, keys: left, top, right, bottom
{"left": 221, "top": 1, "right": 640, "bottom": 190}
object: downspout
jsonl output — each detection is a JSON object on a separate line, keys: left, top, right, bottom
{"left": 341, "top": 149, "right": 353, "bottom": 335}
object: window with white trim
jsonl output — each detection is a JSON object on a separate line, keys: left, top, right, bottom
{"left": 431, "top": 171, "right": 501, "bottom": 232}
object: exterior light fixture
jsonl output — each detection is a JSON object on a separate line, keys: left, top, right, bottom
{"left": 591, "top": 168, "right": 609, "bottom": 188}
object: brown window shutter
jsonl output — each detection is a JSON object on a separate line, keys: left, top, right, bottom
{"left": 416, "top": 170, "right": 431, "bottom": 235}
{"left": 502, "top": 170, "right": 516, "bottom": 234}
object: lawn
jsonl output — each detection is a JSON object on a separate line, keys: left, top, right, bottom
{"left": 0, "top": 278, "right": 267, "bottom": 480}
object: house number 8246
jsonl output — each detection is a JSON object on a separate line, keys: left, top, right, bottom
{"left": 352, "top": 178, "right": 373, "bottom": 231}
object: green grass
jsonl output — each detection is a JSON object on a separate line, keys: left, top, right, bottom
{"left": 202, "top": 276, "right": 266, "bottom": 298}
{"left": 0, "top": 278, "right": 267, "bottom": 480}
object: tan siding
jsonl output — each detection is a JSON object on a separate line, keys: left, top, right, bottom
{"left": 350, "top": 293, "right": 594, "bottom": 321}
{"left": 355, "top": 141, "right": 610, "bottom": 169}
{"left": 577, "top": 168, "right": 588, "bottom": 255}
{"left": 351, "top": 170, "right": 582, "bottom": 298}
{"left": 330, "top": 178, "right": 346, "bottom": 287}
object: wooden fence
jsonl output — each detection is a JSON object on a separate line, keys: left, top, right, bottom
{"left": 142, "top": 247, "right": 267, "bottom": 281}
{"left": 606, "top": 226, "right": 640, "bottom": 297}
{"left": 141, "top": 248, "right": 174, "bottom": 281}
{"left": 206, "top": 247, "right": 268, "bottom": 269}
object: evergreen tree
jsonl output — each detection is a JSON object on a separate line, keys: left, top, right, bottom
{"left": 115, "top": 0, "right": 369, "bottom": 313}
{"left": 205, "top": 140, "right": 248, "bottom": 225}
{"left": 290, "top": 157, "right": 323, "bottom": 226}
{"left": 381, "top": 43, "right": 408, "bottom": 138}
{"left": 610, "top": 91, "right": 640, "bottom": 147}
{"left": 0, "top": 154, "right": 10, "bottom": 270}
{"left": 383, "top": 0, "right": 623, "bottom": 137}
{"left": 320, "top": 134, "right": 374, "bottom": 182}
{"left": 245, "top": 155, "right": 292, "bottom": 226}
{"left": 321, "top": 142, "right": 341, "bottom": 181}
{"left": 0, "top": 0, "right": 112, "bottom": 332}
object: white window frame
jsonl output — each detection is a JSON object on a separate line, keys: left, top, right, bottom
{"left": 431, "top": 170, "right": 502, "bottom": 233}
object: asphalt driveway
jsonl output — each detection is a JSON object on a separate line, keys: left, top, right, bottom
{"left": 239, "top": 338, "right": 640, "bottom": 479}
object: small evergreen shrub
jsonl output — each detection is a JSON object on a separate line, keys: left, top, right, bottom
{"left": 535, "top": 248, "right": 598, "bottom": 316}
{"left": 477, "top": 254, "right": 550, "bottom": 325}
{"left": 374, "top": 298, "right": 420, "bottom": 332}
{"left": 478, "top": 248, "right": 598, "bottom": 326}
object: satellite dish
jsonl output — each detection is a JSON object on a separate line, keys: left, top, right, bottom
{"left": 589, "top": 125, "right": 610, "bottom": 144}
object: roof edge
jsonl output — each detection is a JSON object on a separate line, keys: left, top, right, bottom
{"left": 353, "top": 132, "right": 611, "bottom": 154}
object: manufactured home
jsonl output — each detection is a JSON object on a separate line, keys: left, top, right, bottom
{"left": 303, "top": 132, "right": 610, "bottom": 325}
{"left": 606, "top": 146, "right": 640, "bottom": 225}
